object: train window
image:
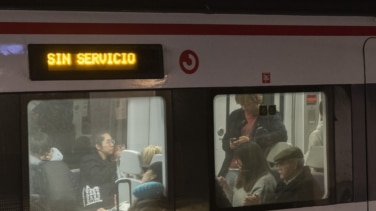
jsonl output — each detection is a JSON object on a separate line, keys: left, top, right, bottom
{"left": 27, "top": 93, "right": 168, "bottom": 211}
{"left": 214, "top": 92, "right": 328, "bottom": 208}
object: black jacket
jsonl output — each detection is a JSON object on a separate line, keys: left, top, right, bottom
{"left": 80, "top": 152, "right": 117, "bottom": 209}
{"left": 274, "top": 166, "right": 323, "bottom": 203}
{"left": 218, "top": 108, "right": 288, "bottom": 177}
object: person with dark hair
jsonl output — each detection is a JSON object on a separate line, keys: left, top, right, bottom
{"left": 132, "top": 161, "right": 164, "bottom": 200}
{"left": 218, "top": 94, "right": 287, "bottom": 194}
{"left": 141, "top": 161, "right": 163, "bottom": 184}
{"left": 112, "top": 162, "right": 166, "bottom": 211}
{"left": 80, "top": 130, "right": 124, "bottom": 210}
{"left": 29, "top": 132, "right": 63, "bottom": 196}
{"left": 217, "top": 142, "right": 276, "bottom": 206}
{"left": 29, "top": 132, "right": 63, "bottom": 164}
{"left": 273, "top": 147, "right": 323, "bottom": 203}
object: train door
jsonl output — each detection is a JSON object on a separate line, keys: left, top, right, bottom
{"left": 364, "top": 37, "right": 376, "bottom": 211}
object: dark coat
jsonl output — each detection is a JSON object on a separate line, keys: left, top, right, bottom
{"left": 274, "top": 166, "right": 323, "bottom": 203}
{"left": 80, "top": 152, "right": 117, "bottom": 209}
{"left": 218, "top": 108, "right": 288, "bottom": 177}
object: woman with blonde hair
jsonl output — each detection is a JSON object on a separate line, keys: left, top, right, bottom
{"left": 140, "top": 145, "right": 163, "bottom": 167}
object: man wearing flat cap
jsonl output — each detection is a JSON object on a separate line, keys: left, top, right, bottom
{"left": 273, "top": 147, "right": 323, "bottom": 203}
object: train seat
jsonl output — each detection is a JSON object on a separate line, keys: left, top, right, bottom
{"left": 150, "top": 153, "right": 163, "bottom": 164}
{"left": 119, "top": 150, "right": 143, "bottom": 179}
{"left": 37, "top": 161, "right": 76, "bottom": 210}
{"left": 305, "top": 146, "right": 324, "bottom": 170}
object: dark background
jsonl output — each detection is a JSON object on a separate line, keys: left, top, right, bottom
{"left": 1, "top": 0, "right": 376, "bottom": 16}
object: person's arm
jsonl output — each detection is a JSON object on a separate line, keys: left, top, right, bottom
{"left": 246, "top": 174, "right": 277, "bottom": 205}
{"left": 222, "top": 110, "right": 243, "bottom": 152}
{"left": 253, "top": 113, "right": 288, "bottom": 148}
{"left": 217, "top": 176, "right": 233, "bottom": 203}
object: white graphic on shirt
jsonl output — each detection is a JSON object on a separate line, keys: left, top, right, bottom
{"left": 82, "top": 185, "right": 103, "bottom": 207}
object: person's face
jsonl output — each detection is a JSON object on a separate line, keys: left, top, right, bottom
{"left": 96, "top": 133, "right": 115, "bottom": 157}
{"left": 241, "top": 100, "right": 259, "bottom": 116}
{"left": 276, "top": 159, "right": 297, "bottom": 181}
{"left": 142, "top": 169, "right": 157, "bottom": 183}
{"left": 38, "top": 148, "right": 52, "bottom": 161}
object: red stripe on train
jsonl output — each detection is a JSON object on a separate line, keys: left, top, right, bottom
{"left": 0, "top": 22, "right": 376, "bottom": 35}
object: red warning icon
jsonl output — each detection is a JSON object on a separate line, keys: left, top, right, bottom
{"left": 262, "top": 72, "right": 271, "bottom": 84}
{"left": 179, "top": 50, "right": 199, "bottom": 74}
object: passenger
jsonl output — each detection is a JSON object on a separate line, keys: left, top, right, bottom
{"left": 217, "top": 142, "right": 276, "bottom": 206}
{"left": 140, "top": 145, "right": 163, "bottom": 167}
{"left": 112, "top": 162, "right": 165, "bottom": 211}
{"left": 80, "top": 130, "right": 123, "bottom": 210}
{"left": 134, "top": 161, "right": 164, "bottom": 199}
{"left": 141, "top": 161, "right": 163, "bottom": 184}
{"left": 273, "top": 147, "right": 323, "bottom": 203}
{"left": 308, "top": 101, "right": 324, "bottom": 149}
{"left": 29, "top": 132, "right": 64, "bottom": 165}
{"left": 128, "top": 162, "right": 168, "bottom": 210}
{"left": 29, "top": 132, "right": 63, "bottom": 196}
{"left": 218, "top": 94, "right": 287, "bottom": 192}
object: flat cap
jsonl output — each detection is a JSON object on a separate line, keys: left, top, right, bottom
{"left": 274, "top": 146, "right": 303, "bottom": 163}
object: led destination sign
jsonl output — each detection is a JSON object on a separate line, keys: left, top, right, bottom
{"left": 47, "top": 52, "right": 137, "bottom": 71}
{"left": 28, "top": 44, "right": 164, "bottom": 80}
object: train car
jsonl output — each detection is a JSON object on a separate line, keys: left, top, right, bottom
{"left": 0, "top": 10, "right": 372, "bottom": 211}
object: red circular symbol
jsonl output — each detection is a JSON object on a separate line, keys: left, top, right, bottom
{"left": 179, "top": 50, "right": 199, "bottom": 74}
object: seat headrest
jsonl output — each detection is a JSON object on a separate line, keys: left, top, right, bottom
{"left": 305, "top": 146, "right": 324, "bottom": 169}
{"left": 119, "top": 150, "right": 143, "bottom": 175}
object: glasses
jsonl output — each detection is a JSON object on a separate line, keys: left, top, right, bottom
{"left": 104, "top": 139, "right": 116, "bottom": 145}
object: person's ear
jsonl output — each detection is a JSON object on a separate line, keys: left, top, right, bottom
{"left": 95, "top": 143, "right": 101, "bottom": 150}
{"left": 292, "top": 159, "right": 299, "bottom": 170}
